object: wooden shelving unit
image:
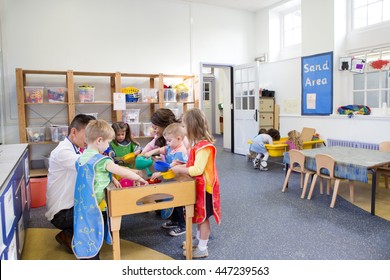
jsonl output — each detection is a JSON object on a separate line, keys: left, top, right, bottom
{"left": 16, "top": 68, "right": 198, "bottom": 177}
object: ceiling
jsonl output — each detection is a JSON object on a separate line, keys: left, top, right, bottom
{"left": 182, "top": 0, "right": 281, "bottom": 12}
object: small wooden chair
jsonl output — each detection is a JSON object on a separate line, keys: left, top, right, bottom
{"left": 307, "top": 154, "right": 354, "bottom": 208}
{"left": 282, "top": 150, "right": 315, "bottom": 199}
{"left": 378, "top": 142, "right": 390, "bottom": 189}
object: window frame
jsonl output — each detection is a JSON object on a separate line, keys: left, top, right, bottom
{"left": 351, "top": 0, "right": 390, "bottom": 31}
{"left": 350, "top": 48, "right": 390, "bottom": 109}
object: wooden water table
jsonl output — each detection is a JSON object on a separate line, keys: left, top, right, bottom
{"left": 106, "top": 176, "right": 196, "bottom": 260}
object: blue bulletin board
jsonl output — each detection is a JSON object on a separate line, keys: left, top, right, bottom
{"left": 301, "top": 51, "right": 333, "bottom": 115}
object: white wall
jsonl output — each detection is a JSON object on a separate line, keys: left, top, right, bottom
{"left": 0, "top": 0, "right": 256, "bottom": 144}
{"left": 256, "top": 0, "right": 390, "bottom": 143}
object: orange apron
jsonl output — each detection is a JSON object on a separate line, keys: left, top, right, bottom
{"left": 187, "top": 140, "right": 221, "bottom": 224}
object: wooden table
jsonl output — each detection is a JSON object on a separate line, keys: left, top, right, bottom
{"left": 284, "top": 146, "right": 390, "bottom": 215}
{"left": 106, "top": 177, "right": 196, "bottom": 260}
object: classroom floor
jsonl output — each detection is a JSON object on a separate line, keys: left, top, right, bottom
{"left": 24, "top": 138, "right": 390, "bottom": 260}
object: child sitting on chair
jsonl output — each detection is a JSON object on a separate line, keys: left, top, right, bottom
{"left": 249, "top": 128, "right": 280, "bottom": 171}
{"left": 285, "top": 130, "right": 303, "bottom": 150}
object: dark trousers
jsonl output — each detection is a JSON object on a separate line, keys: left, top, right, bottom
{"left": 170, "top": 206, "right": 185, "bottom": 229}
{"left": 50, "top": 207, "right": 74, "bottom": 237}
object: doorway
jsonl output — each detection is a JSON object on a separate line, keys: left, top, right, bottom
{"left": 200, "top": 63, "right": 233, "bottom": 151}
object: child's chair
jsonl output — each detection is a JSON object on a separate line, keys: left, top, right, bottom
{"left": 377, "top": 141, "right": 390, "bottom": 189}
{"left": 282, "top": 150, "right": 315, "bottom": 199}
{"left": 307, "top": 154, "right": 354, "bottom": 208}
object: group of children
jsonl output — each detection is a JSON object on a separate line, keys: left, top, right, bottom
{"left": 249, "top": 128, "right": 303, "bottom": 170}
{"left": 73, "top": 108, "right": 220, "bottom": 260}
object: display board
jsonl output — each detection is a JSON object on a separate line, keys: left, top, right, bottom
{"left": 301, "top": 51, "right": 333, "bottom": 115}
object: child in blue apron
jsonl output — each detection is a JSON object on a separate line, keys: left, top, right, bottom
{"left": 72, "top": 119, "right": 148, "bottom": 260}
{"left": 144, "top": 122, "right": 189, "bottom": 236}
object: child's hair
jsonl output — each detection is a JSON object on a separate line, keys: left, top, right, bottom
{"left": 182, "top": 108, "right": 214, "bottom": 146}
{"left": 163, "top": 122, "right": 186, "bottom": 139}
{"left": 151, "top": 108, "right": 180, "bottom": 147}
{"left": 111, "top": 122, "right": 140, "bottom": 146}
{"left": 288, "top": 130, "right": 303, "bottom": 150}
{"left": 85, "top": 119, "right": 115, "bottom": 144}
{"left": 258, "top": 128, "right": 267, "bottom": 135}
{"left": 267, "top": 128, "right": 280, "bottom": 141}
{"left": 68, "top": 114, "right": 96, "bottom": 134}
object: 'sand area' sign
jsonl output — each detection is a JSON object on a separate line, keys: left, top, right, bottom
{"left": 301, "top": 51, "right": 333, "bottom": 115}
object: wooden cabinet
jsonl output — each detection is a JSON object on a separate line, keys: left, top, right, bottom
{"left": 16, "top": 68, "right": 198, "bottom": 177}
{"left": 259, "top": 97, "right": 278, "bottom": 131}
{"left": 0, "top": 144, "right": 30, "bottom": 260}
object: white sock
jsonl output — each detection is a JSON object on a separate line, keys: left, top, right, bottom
{"left": 196, "top": 230, "right": 200, "bottom": 242}
{"left": 198, "top": 239, "right": 208, "bottom": 251}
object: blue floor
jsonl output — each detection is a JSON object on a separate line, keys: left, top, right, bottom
{"left": 30, "top": 140, "right": 390, "bottom": 260}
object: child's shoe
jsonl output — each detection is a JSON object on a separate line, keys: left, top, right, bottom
{"left": 169, "top": 227, "right": 186, "bottom": 236}
{"left": 162, "top": 221, "right": 178, "bottom": 229}
{"left": 253, "top": 158, "right": 259, "bottom": 169}
{"left": 182, "top": 236, "right": 198, "bottom": 249}
{"left": 259, "top": 160, "right": 268, "bottom": 171}
{"left": 183, "top": 247, "right": 209, "bottom": 258}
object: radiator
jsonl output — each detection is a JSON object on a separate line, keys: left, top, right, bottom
{"left": 327, "top": 139, "right": 379, "bottom": 150}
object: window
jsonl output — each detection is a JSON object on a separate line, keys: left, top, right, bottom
{"left": 282, "top": 9, "right": 301, "bottom": 47}
{"left": 269, "top": 0, "right": 301, "bottom": 61}
{"left": 352, "top": 0, "right": 390, "bottom": 30}
{"left": 352, "top": 49, "right": 390, "bottom": 108}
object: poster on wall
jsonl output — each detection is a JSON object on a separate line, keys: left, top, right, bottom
{"left": 301, "top": 51, "right": 333, "bottom": 115}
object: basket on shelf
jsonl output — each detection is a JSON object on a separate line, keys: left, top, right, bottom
{"left": 121, "top": 86, "right": 140, "bottom": 102}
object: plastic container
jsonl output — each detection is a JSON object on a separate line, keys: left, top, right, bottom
{"left": 30, "top": 177, "right": 47, "bottom": 208}
{"left": 78, "top": 85, "right": 95, "bottom": 102}
{"left": 49, "top": 125, "right": 68, "bottom": 142}
{"left": 26, "top": 126, "right": 46, "bottom": 142}
{"left": 123, "top": 109, "right": 140, "bottom": 123}
{"left": 176, "top": 91, "right": 191, "bottom": 102}
{"left": 142, "top": 122, "right": 153, "bottom": 136}
{"left": 164, "top": 89, "right": 176, "bottom": 102}
{"left": 47, "top": 87, "right": 67, "bottom": 102}
{"left": 24, "top": 86, "right": 44, "bottom": 103}
{"left": 125, "top": 94, "right": 139, "bottom": 103}
{"left": 129, "top": 123, "right": 141, "bottom": 137}
{"left": 140, "top": 88, "right": 158, "bottom": 102}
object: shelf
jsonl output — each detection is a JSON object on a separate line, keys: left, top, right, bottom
{"left": 30, "top": 168, "right": 48, "bottom": 177}
{"left": 16, "top": 68, "right": 198, "bottom": 175}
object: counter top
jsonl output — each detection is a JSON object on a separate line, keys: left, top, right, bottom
{"left": 0, "top": 144, "right": 28, "bottom": 188}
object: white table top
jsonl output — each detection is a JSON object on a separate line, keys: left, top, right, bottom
{"left": 0, "top": 144, "right": 28, "bottom": 188}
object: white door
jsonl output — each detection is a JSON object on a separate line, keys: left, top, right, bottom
{"left": 233, "top": 63, "right": 259, "bottom": 155}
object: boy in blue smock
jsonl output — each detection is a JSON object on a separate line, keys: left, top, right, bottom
{"left": 72, "top": 119, "right": 148, "bottom": 260}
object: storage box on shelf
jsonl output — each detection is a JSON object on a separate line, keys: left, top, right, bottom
{"left": 26, "top": 126, "right": 46, "bottom": 143}
{"left": 129, "top": 123, "right": 141, "bottom": 137}
{"left": 49, "top": 125, "right": 68, "bottom": 142}
{"left": 24, "top": 86, "right": 44, "bottom": 103}
{"left": 78, "top": 85, "right": 95, "bottom": 102}
{"left": 47, "top": 87, "right": 67, "bottom": 102}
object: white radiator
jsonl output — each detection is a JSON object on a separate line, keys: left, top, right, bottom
{"left": 327, "top": 139, "right": 379, "bottom": 150}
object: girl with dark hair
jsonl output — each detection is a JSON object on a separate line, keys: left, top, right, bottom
{"left": 142, "top": 108, "right": 187, "bottom": 153}
{"left": 109, "top": 122, "right": 141, "bottom": 167}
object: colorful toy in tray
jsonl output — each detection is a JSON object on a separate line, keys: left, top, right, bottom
{"left": 121, "top": 86, "right": 140, "bottom": 102}
{"left": 154, "top": 161, "right": 176, "bottom": 180}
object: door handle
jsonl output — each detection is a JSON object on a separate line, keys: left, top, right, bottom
{"left": 254, "top": 109, "right": 258, "bottom": 121}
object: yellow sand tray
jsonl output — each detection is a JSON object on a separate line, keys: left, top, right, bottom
{"left": 264, "top": 139, "right": 325, "bottom": 157}
{"left": 21, "top": 228, "right": 173, "bottom": 260}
